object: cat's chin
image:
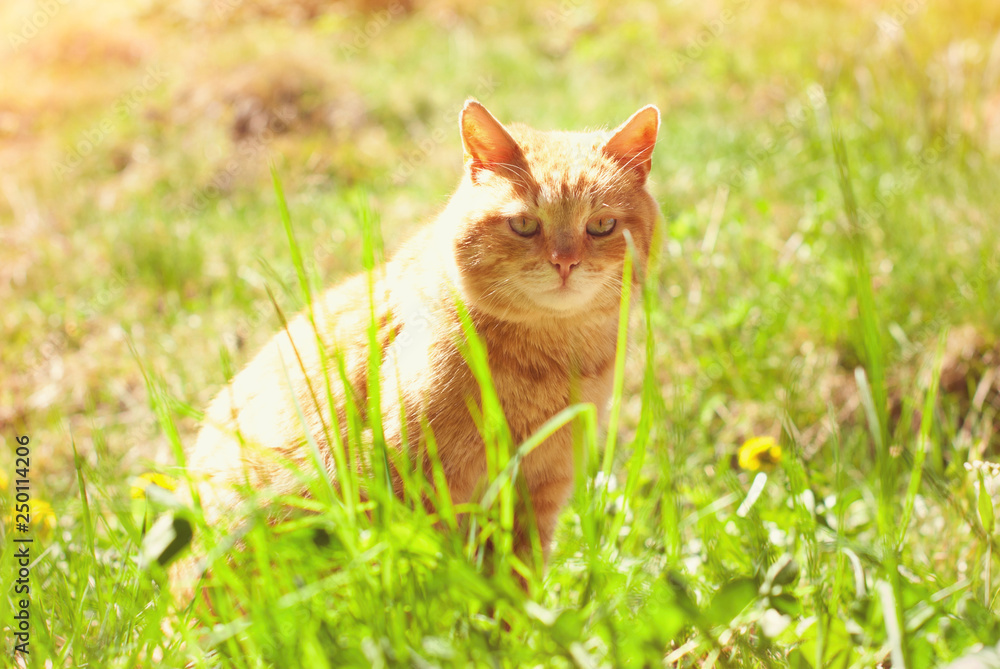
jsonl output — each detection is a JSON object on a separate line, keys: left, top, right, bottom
{"left": 466, "top": 287, "right": 602, "bottom": 323}
{"left": 525, "top": 285, "right": 601, "bottom": 316}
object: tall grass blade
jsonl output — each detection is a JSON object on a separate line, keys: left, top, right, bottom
{"left": 833, "top": 128, "right": 909, "bottom": 668}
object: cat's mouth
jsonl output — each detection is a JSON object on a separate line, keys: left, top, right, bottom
{"left": 531, "top": 279, "right": 595, "bottom": 313}
{"left": 549, "top": 277, "right": 578, "bottom": 295}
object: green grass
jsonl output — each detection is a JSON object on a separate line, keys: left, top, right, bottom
{"left": 3, "top": 0, "right": 1000, "bottom": 666}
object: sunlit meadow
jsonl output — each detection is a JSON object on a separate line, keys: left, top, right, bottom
{"left": 1, "top": 0, "right": 1000, "bottom": 666}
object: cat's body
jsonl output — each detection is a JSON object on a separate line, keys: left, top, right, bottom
{"left": 177, "top": 100, "right": 659, "bottom": 596}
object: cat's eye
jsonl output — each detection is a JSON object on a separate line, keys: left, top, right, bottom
{"left": 586, "top": 217, "right": 617, "bottom": 237}
{"left": 508, "top": 216, "right": 539, "bottom": 237}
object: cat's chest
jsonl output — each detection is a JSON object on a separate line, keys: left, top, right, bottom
{"left": 382, "top": 302, "right": 616, "bottom": 432}
{"left": 483, "top": 326, "right": 616, "bottom": 436}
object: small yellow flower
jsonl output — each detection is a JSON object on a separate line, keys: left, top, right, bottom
{"left": 5, "top": 499, "right": 56, "bottom": 536}
{"left": 130, "top": 472, "right": 179, "bottom": 499}
{"left": 0, "top": 468, "right": 8, "bottom": 490}
{"left": 738, "top": 436, "right": 783, "bottom": 472}
{"left": 30, "top": 500, "right": 56, "bottom": 534}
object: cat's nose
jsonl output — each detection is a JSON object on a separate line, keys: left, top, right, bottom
{"left": 550, "top": 249, "right": 581, "bottom": 280}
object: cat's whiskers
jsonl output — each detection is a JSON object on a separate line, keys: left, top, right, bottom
{"left": 474, "top": 275, "right": 522, "bottom": 316}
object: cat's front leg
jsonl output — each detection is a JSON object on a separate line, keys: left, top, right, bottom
{"left": 514, "top": 472, "right": 575, "bottom": 570}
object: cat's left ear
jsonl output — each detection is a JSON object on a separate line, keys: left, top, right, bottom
{"left": 602, "top": 105, "right": 660, "bottom": 183}
{"left": 460, "top": 100, "right": 524, "bottom": 182}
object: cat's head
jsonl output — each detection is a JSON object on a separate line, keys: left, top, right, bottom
{"left": 449, "top": 100, "right": 660, "bottom": 323}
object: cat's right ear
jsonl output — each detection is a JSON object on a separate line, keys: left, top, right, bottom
{"left": 460, "top": 100, "right": 524, "bottom": 182}
{"left": 603, "top": 105, "right": 660, "bottom": 184}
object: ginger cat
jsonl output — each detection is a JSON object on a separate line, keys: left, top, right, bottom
{"left": 174, "top": 100, "right": 660, "bottom": 597}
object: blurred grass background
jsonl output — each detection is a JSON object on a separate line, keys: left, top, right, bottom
{"left": 2, "top": 0, "right": 1000, "bottom": 665}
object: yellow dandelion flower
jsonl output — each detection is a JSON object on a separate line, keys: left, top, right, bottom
{"left": 0, "top": 468, "right": 8, "bottom": 490}
{"left": 5, "top": 499, "right": 56, "bottom": 537}
{"left": 30, "top": 500, "right": 56, "bottom": 534}
{"left": 738, "top": 436, "right": 783, "bottom": 472}
{"left": 131, "top": 472, "right": 179, "bottom": 499}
